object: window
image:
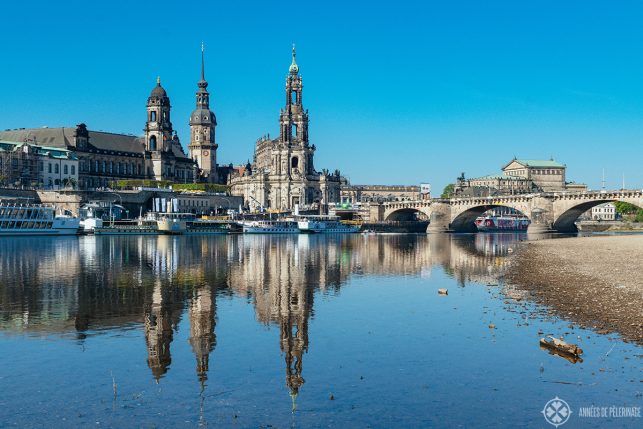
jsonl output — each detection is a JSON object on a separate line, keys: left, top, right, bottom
{"left": 109, "top": 161, "right": 113, "bottom": 174}
{"left": 64, "top": 165, "right": 68, "bottom": 175}
{"left": 292, "top": 124, "right": 298, "bottom": 137}
{"left": 102, "top": 161, "right": 106, "bottom": 173}
{"left": 48, "top": 163, "right": 52, "bottom": 173}
{"left": 39, "top": 161, "right": 43, "bottom": 171}
{"left": 55, "top": 164, "right": 59, "bottom": 174}
{"left": 291, "top": 91, "right": 297, "bottom": 104}
{"left": 291, "top": 156, "right": 299, "bottom": 169}
{"left": 149, "top": 135, "right": 157, "bottom": 151}
{"left": 150, "top": 111, "right": 156, "bottom": 122}
{"left": 71, "top": 165, "right": 75, "bottom": 175}
{"left": 117, "top": 162, "right": 121, "bottom": 175}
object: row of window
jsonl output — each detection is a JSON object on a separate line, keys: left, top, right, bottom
{"left": 44, "top": 162, "right": 76, "bottom": 175}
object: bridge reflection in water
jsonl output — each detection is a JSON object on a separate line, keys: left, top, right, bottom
{"left": 0, "top": 234, "right": 522, "bottom": 401}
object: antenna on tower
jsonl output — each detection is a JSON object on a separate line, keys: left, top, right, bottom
{"left": 601, "top": 169, "right": 606, "bottom": 192}
{"left": 622, "top": 172, "right": 625, "bottom": 191}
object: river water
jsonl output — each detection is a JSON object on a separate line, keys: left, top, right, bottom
{"left": 0, "top": 234, "right": 640, "bottom": 428}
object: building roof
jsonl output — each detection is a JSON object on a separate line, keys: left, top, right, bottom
{"left": 0, "top": 127, "right": 190, "bottom": 160}
{"left": 504, "top": 159, "right": 565, "bottom": 169}
{"left": 470, "top": 174, "right": 526, "bottom": 181}
{"left": 0, "top": 140, "right": 77, "bottom": 160}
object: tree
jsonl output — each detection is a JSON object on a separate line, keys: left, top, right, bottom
{"left": 441, "top": 184, "right": 455, "bottom": 199}
{"left": 614, "top": 201, "right": 640, "bottom": 215}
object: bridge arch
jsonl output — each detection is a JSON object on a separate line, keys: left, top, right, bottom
{"left": 450, "top": 204, "right": 530, "bottom": 233}
{"left": 385, "top": 208, "right": 430, "bottom": 221}
{"left": 553, "top": 197, "right": 643, "bottom": 232}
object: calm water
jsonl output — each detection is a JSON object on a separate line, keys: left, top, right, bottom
{"left": 0, "top": 234, "right": 640, "bottom": 428}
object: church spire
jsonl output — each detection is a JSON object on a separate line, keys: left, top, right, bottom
{"left": 198, "top": 43, "right": 208, "bottom": 90}
{"left": 201, "top": 42, "right": 205, "bottom": 82}
{"left": 289, "top": 44, "right": 299, "bottom": 75}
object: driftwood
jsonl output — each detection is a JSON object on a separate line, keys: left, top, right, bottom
{"left": 540, "top": 336, "right": 583, "bottom": 359}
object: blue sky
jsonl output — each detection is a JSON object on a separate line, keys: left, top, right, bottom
{"left": 1, "top": 1, "right": 642, "bottom": 192}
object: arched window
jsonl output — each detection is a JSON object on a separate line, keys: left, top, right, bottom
{"left": 63, "top": 165, "right": 68, "bottom": 175}
{"left": 149, "top": 135, "right": 157, "bottom": 151}
{"left": 291, "top": 124, "right": 298, "bottom": 137}
{"left": 291, "top": 91, "right": 297, "bottom": 104}
{"left": 291, "top": 156, "right": 299, "bottom": 170}
{"left": 150, "top": 111, "right": 156, "bottom": 122}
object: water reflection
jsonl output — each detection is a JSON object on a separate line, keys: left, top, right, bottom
{"left": 0, "top": 233, "right": 522, "bottom": 392}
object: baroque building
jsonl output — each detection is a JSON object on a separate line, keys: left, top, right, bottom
{"left": 0, "top": 79, "right": 196, "bottom": 189}
{"left": 229, "top": 47, "right": 343, "bottom": 211}
{"left": 454, "top": 158, "right": 587, "bottom": 196}
{"left": 188, "top": 44, "right": 218, "bottom": 183}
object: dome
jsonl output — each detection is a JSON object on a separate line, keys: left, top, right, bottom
{"left": 150, "top": 76, "right": 167, "bottom": 98}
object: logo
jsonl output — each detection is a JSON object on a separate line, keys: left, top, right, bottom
{"left": 543, "top": 397, "right": 572, "bottom": 427}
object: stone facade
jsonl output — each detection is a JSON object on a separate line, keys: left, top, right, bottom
{"left": 590, "top": 202, "right": 616, "bottom": 221}
{"left": 188, "top": 45, "right": 218, "bottom": 183}
{"left": 340, "top": 185, "right": 421, "bottom": 204}
{"left": 0, "top": 79, "right": 196, "bottom": 189}
{"left": 455, "top": 158, "right": 586, "bottom": 196}
{"left": 0, "top": 140, "right": 78, "bottom": 189}
{"left": 228, "top": 47, "right": 342, "bottom": 211}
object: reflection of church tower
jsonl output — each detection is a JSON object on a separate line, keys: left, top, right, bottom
{"left": 144, "top": 282, "right": 175, "bottom": 382}
{"left": 278, "top": 281, "right": 311, "bottom": 409}
{"left": 188, "top": 286, "right": 217, "bottom": 387}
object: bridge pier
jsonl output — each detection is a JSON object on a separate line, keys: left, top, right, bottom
{"left": 426, "top": 205, "right": 452, "bottom": 234}
{"left": 526, "top": 223, "right": 556, "bottom": 234}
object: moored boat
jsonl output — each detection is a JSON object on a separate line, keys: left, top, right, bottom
{"left": 241, "top": 220, "right": 299, "bottom": 234}
{"left": 296, "top": 215, "right": 359, "bottom": 233}
{"left": 0, "top": 201, "right": 80, "bottom": 236}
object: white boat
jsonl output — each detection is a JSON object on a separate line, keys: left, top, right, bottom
{"left": 241, "top": 220, "right": 299, "bottom": 234}
{"left": 146, "top": 212, "right": 196, "bottom": 235}
{"left": 0, "top": 202, "right": 80, "bottom": 236}
{"left": 296, "top": 215, "right": 359, "bottom": 234}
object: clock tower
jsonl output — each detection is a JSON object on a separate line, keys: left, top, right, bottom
{"left": 188, "top": 43, "right": 218, "bottom": 183}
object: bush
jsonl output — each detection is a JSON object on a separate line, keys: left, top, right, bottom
{"left": 111, "top": 179, "right": 173, "bottom": 189}
{"left": 172, "top": 183, "right": 229, "bottom": 193}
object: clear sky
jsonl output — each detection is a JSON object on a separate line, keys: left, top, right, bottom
{"left": 1, "top": 1, "right": 642, "bottom": 193}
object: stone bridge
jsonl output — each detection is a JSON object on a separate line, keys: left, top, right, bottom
{"left": 378, "top": 190, "right": 643, "bottom": 233}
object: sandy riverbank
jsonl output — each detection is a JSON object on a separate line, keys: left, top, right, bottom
{"left": 504, "top": 234, "right": 643, "bottom": 344}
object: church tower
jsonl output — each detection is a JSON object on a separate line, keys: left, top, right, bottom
{"left": 188, "top": 44, "right": 218, "bottom": 183}
{"left": 280, "top": 45, "right": 310, "bottom": 151}
{"left": 144, "top": 77, "right": 173, "bottom": 153}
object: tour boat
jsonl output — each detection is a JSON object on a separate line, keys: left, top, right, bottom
{"left": 94, "top": 220, "right": 159, "bottom": 235}
{"left": 475, "top": 214, "right": 530, "bottom": 232}
{"left": 0, "top": 202, "right": 80, "bottom": 236}
{"left": 185, "top": 219, "right": 230, "bottom": 235}
{"left": 147, "top": 212, "right": 196, "bottom": 235}
{"left": 296, "top": 215, "right": 359, "bottom": 234}
{"left": 241, "top": 220, "right": 299, "bottom": 234}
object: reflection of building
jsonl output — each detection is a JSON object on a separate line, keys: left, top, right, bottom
{"left": 144, "top": 282, "right": 180, "bottom": 382}
{"left": 454, "top": 158, "right": 587, "bottom": 196}
{"left": 188, "top": 286, "right": 216, "bottom": 386}
{"left": 228, "top": 47, "right": 343, "bottom": 211}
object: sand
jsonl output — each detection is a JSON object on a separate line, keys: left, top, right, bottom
{"left": 504, "top": 234, "right": 643, "bottom": 344}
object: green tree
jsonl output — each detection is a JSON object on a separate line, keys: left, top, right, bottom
{"left": 614, "top": 201, "right": 640, "bottom": 215}
{"left": 441, "top": 183, "right": 455, "bottom": 199}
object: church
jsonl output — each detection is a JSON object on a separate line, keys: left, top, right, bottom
{"left": 228, "top": 46, "right": 343, "bottom": 211}
{"left": 0, "top": 46, "right": 223, "bottom": 189}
